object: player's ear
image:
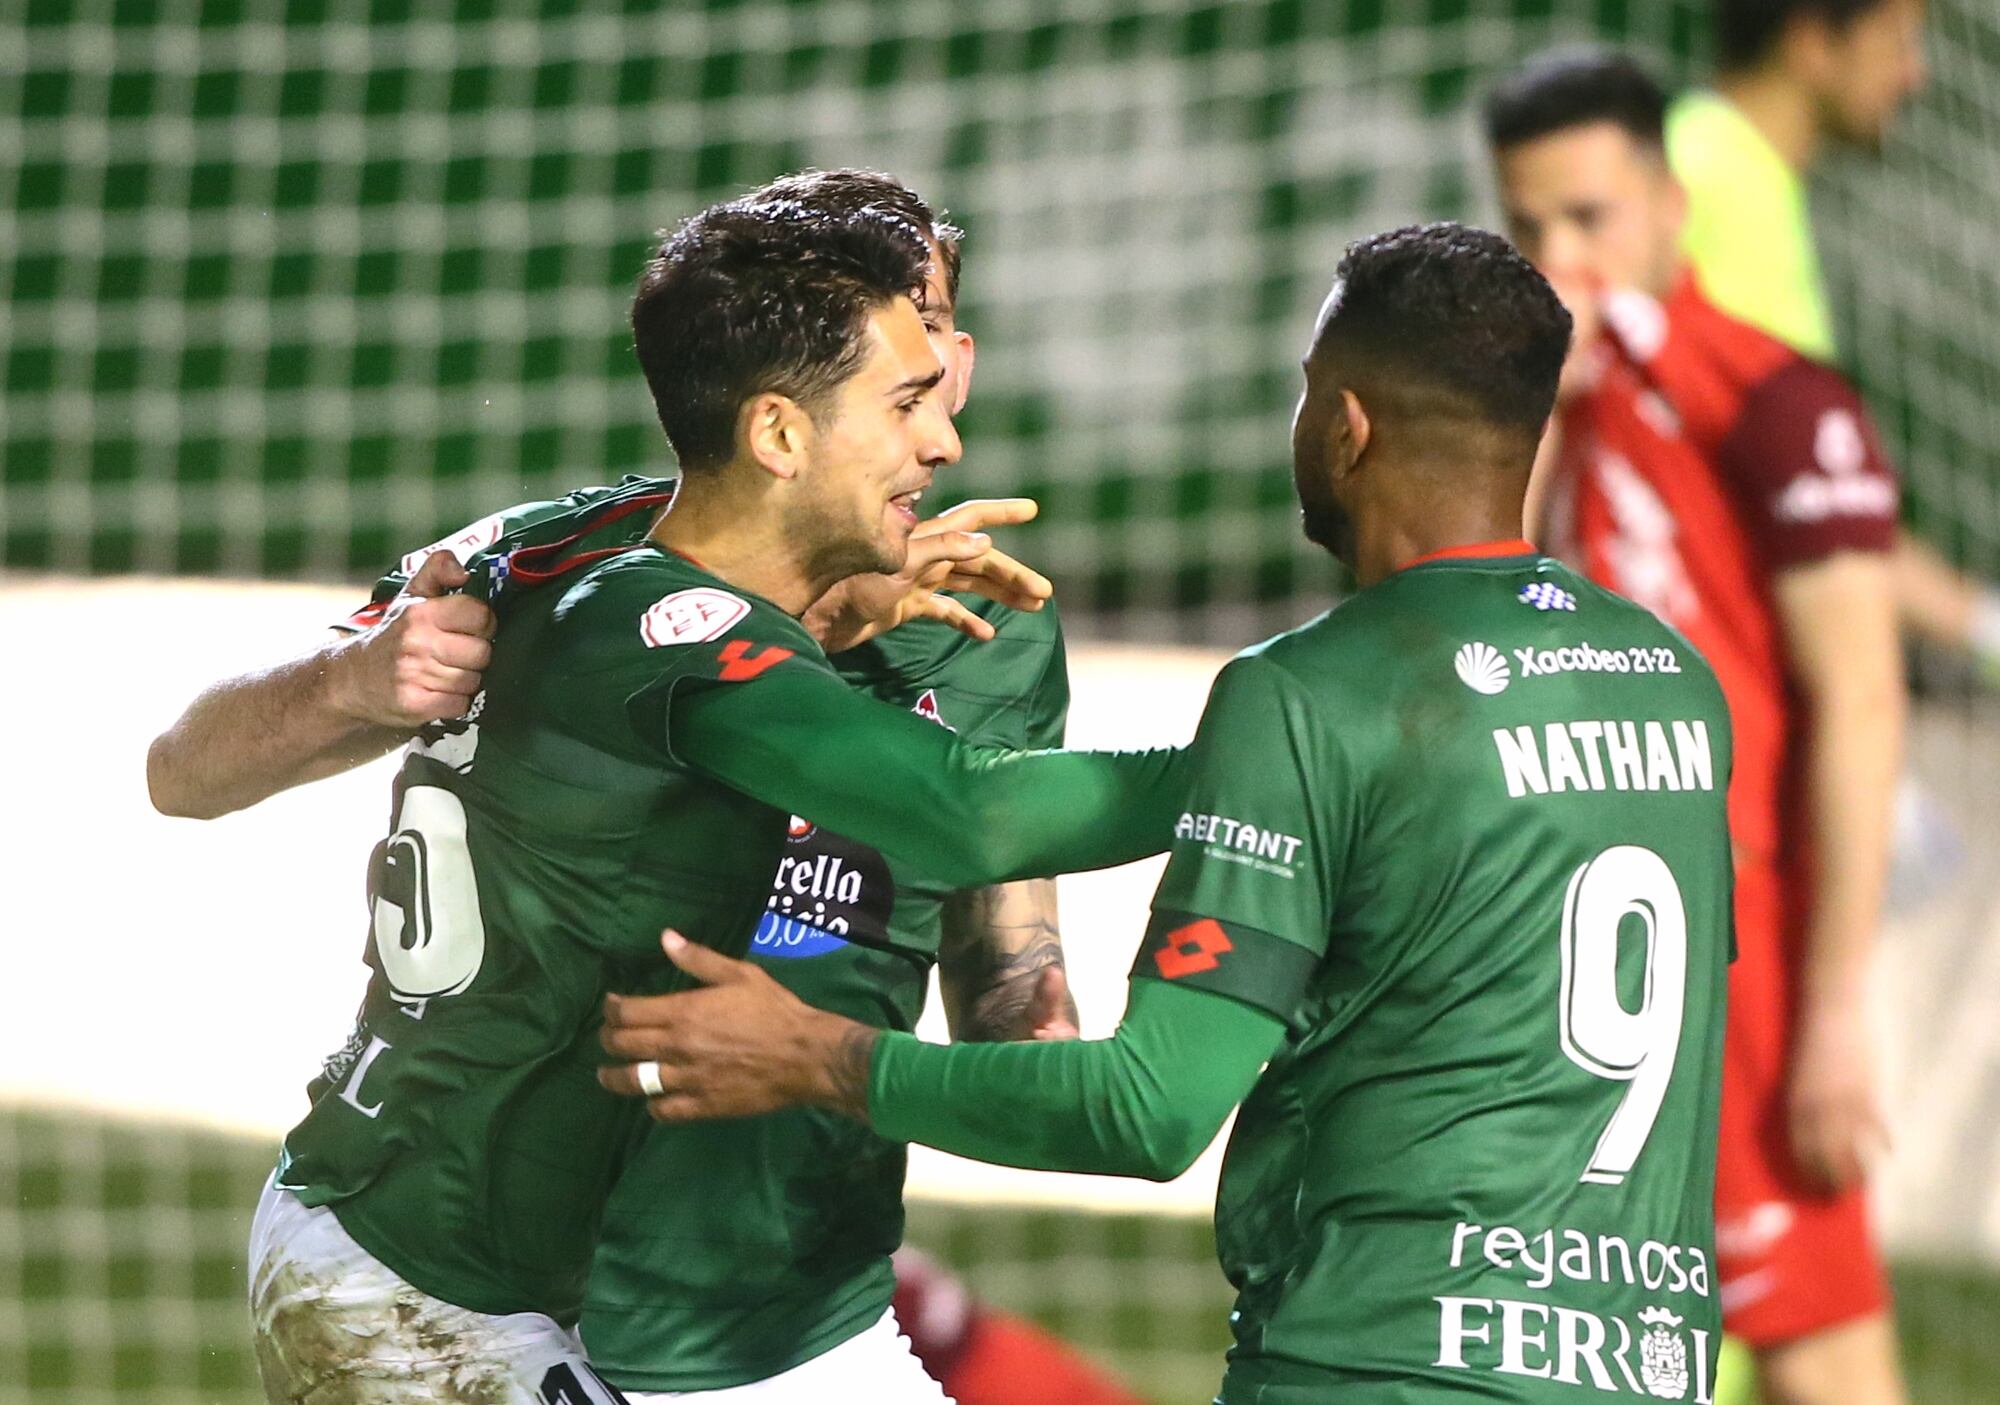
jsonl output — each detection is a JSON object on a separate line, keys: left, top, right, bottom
{"left": 1338, "top": 388, "right": 1372, "bottom": 473}
{"left": 950, "top": 330, "right": 976, "bottom": 416}
{"left": 740, "top": 392, "right": 811, "bottom": 482}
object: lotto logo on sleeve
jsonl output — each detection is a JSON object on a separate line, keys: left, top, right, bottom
{"left": 640, "top": 588, "right": 751, "bottom": 647}
{"left": 1154, "top": 918, "right": 1234, "bottom": 979}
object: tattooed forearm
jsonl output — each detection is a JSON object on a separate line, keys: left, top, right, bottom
{"left": 940, "top": 878, "right": 1074, "bottom": 1042}
{"left": 823, "top": 1022, "right": 879, "bottom": 1123}
{"left": 964, "top": 937, "right": 1069, "bottom": 1042}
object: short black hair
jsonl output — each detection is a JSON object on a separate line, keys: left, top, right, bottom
{"left": 752, "top": 168, "right": 966, "bottom": 308}
{"left": 1484, "top": 46, "right": 1669, "bottom": 153}
{"left": 631, "top": 199, "right": 931, "bottom": 471}
{"left": 1313, "top": 222, "right": 1571, "bottom": 437}
{"left": 1715, "top": 0, "right": 1895, "bottom": 73}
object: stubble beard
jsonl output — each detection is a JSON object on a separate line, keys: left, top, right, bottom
{"left": 790, "top": 491, "right": 902, "bottom": 596}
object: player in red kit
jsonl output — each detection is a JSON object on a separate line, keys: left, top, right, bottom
{"left": 892, "top": 1249, "right": 1145, "bottom": 1405}
{"left": 1486, "top": 51, "right": 1910, "bottom": 1405}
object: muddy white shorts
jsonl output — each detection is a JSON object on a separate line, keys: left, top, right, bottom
{"left": 621, "top": 1307, "right": 952, "bottom": 1404}
{"left": 248, "top": 1173, "right": 627, "bottom": 1404}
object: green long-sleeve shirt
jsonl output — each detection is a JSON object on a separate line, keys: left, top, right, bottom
{"left": 280, "top": 490, "right": 1185, "bottom": 1325}
{"left": 872, "top": 978, "right": 1283, "bottom": 1180}
{"left": 863, "top": 551, "right": 1736, "bottom": 1402}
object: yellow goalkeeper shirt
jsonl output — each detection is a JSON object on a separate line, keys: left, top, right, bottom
{"left": 1667, "top": 90, "right": 1838, "bottom": 362}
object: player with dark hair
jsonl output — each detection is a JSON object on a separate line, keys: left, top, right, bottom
{"left": 157, "top": 170, "right": 1150, "bottom": 1404}
{"left": 1669, "top": 0, "right": 2000, "bottom": 671}
{"left": 599, "top": 222, "right": 1739, "bottom": 1404}
{"left": 219, "top": 191, "right": 1188, "bottom": 1401}
{"left": 1485, "top": 49, "right": 1911, "bottom": 1405}
{"left": 1677, "top": 0, "right": 1925, "bottom": 359}
{"left": 576, "top": 175, "right": 1139, "bottom": 1405}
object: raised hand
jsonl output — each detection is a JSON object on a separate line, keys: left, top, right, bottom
{"left": 803, "top": 498, "right": 1053, "bottom": 652}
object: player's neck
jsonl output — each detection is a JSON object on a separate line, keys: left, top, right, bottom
{"left": 1718, "top": 71, "right": 1822, "bottom": 175}
{"left": 1351, "top": 499, "right": 1530, "bottom": 589}
{"left": 647, "top": 473, "right": 822, "bottom": 615}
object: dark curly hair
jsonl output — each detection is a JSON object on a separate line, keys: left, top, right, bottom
{"left": 1484, "top": 47, "right": 1669, "bottom": 153}
{"left": 631, "top": 198, "right": 931, "bottom": 472}
{"left": 750, "top": 168, "right": 965, "bottom": 308}
{"left": 1313, "top": 222, "right": 1572, "bottom": 437}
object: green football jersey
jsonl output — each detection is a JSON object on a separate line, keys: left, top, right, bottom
{"left": 1128, "top": 549, "right": 1734, "bottom": 1404}
{"left": 582, "top": 597, "right": 1069, "bottom": 1391}
{"left": 278, "top": 485, "right": 1162, "bottom": 1327}
{"left": 280, "top": 511, "right": 829, "bottom": 1322}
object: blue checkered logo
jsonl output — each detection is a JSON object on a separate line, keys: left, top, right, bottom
{"left": 1519, "top": 581, "right": 1577, "bottom": 612}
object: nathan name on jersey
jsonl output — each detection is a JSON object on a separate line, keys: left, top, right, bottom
{"left": 1492, "top": 718, "right": 1715, "bottom": 799}
{"left": 1451, "top": 631, "right": 1718, "bottom": 799}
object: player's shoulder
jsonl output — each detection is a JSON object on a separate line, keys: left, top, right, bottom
{"left": 1223, "top": 599, "right": 1380, "bottom": 706}
{"left": 952, "top": 590, "right": 1064, "bottom": 650}
{"left": 403, "top": 475, "right": 676, "bottom": 578}
{"left": 1269, "top": 555, "right": 1716, "bottom": 680}
{"left": 1734, "top": 350, "right": 1867, "bottom": 425}
{"left": 836, "top": 593, "right": 1064, "bottom": 694}
{"left": 962, "top": 593, "right": 1067, "bottom": 687}
{"left": 1569, "top": 573, "right": 1731, "bottom": 717}
{"left": 1717, "top": 350, "right": 1895, "bottom": 494}
{"left": 1664, "top": 90, "right": 1745, "bottom": 172}
{"left": 535, "top": 550, "right": 820, "bottom": 674}
{"left": 1644, "top": 278, "right": 1798, "bottom": 393}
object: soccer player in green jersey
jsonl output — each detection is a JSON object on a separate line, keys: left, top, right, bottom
{"left": 600, "top": 222, "right": 1740, "bottom": 1403}
{"left": 187, "top": 194, "right": 1188, "bottom": 1402}
{"left": 152, "top": 171, "right": 1144, "bottom": 1403}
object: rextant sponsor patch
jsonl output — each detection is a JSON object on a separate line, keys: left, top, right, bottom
{"left": 1175, "top": 811, "right": 1304, "bottom": 877}
{"left": 639, "top": 588, "right": 751, "bottom": 647}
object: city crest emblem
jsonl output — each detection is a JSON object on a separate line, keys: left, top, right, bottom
{"left": 1638, "top": 1306, "right": 1690, "bottom": 1400}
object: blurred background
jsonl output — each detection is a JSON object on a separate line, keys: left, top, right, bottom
{"left": 3, "top": 2, "right": 1998, "bottom": 1402}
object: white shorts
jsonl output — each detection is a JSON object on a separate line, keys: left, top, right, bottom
{"left": 248, "top": 1174, "right": 627, "bottom": 1404}
{"left": 623, "top": 1308, "right": 953, "bottom": 1404}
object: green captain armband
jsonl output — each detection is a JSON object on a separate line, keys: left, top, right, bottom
{"left": 1131, "top": 909, "right": 1318, "bottom": 1026}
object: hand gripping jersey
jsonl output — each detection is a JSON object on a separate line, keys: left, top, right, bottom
{"left": 283, "top": 483, "right": 1171, "bottom": 1324}
{"left": 1132, "top": 548, "right": 1735, "bottom": 1402}
{"left": 581, "top": 597, "right": 1069, "bottom": 1391}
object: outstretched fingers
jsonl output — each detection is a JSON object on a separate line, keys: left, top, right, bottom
{"left": 943, "top": 545, "right": 1052, "bottom": 611}
{"left": 928, "top": 497, "right": 1040, "bottom": 534}
{"left": 911, "top": 593, "right": 998, "bottom": 641}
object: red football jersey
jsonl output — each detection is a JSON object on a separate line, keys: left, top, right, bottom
{"left": 1547, "top": 274, "right": 1900, "bottom": 868}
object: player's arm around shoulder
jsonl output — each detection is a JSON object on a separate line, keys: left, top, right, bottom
{"left": 931, "top": 597, "right": 1079, "bottom": 1041}
{"left": 655, "top": 591, "right": 1181, "bottom": 888}
{"left": 146, "top": 548, "right": 496, "bottom": 819}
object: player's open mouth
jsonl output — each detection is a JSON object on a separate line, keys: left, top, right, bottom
{"left": 890, "top": 488, "right": 924, "bottom": 525}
